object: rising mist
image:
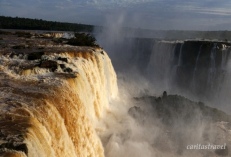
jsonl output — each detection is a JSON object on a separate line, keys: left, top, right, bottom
{"left": 94, "top": 13, "right": 231, "bottom": 157}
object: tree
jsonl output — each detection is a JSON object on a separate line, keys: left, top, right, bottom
{"left": 67, "top": 33, "right": 99, "bottom": 47}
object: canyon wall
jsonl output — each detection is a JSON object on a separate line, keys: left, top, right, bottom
{"left": 101, "top": 37, "right": 231, "bottom": 106}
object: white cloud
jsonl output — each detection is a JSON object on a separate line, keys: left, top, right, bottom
{"left": 193, "top": 8, "right": 231, "bottom": 16}
{"left": 175, "top": 3, "right": 231, "bottom": 17}
{"left": 86, "top": 0, "right": 156, "bottom": 8}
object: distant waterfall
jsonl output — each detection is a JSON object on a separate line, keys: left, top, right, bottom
{"left": 177, "top": 42, "right": 184, "bottom": 66}
{"left": 192, "top": 44, "right": 203, "bottom": 87}
{"left": 208, "top": 43, "right": 217, "bottom": 89}
{"left": 221, "top": 44, "right": 230, "bottom": 69}
{"left": 144, "top": 40, "right": 231, "bottom": 100}
{"left": 146, "top": 41, "right": 177, "bottom": 91}
{"left": 98, "top": 35, "right": 231, "bottom": 102}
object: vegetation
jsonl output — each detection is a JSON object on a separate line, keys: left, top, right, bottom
{"left": 67, "top": 33, "right": 99, "bottom": 47}
{"left": 0, "top": 16, "right": 94, "bottom": 32}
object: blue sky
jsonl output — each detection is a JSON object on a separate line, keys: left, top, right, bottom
{"left": 1, "top": 0, "right": 231, "bottom": 30}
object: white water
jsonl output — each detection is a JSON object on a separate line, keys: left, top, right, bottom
{"left": 0, "top": 47, "right": 118, "bottom": 157}
{"left": 146, "top": 41, "right": 176, "bottom": 92}
{"left": 192, "top": 44, "right": 203, "bottom": 86}
{"left": 208, "top": 43, "right": 217, "bottom": 89}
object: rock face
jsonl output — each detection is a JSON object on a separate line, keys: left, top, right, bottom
{"left": 129, "top": 94, "right": 231, "bottom": 157}
{"left": 39, "top": 60, "right": 58, "bottom": 72}
{"left": 27, "top": 52, "right": 44, "bottom": 60}
{"left": 0, "top": 31, "right": 118, "bottom": 157}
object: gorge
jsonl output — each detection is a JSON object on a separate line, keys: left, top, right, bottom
{"left": 0, "top": 30, "right": 231, "bottom": 157}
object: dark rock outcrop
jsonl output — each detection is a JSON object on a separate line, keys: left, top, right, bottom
{"left": 57, "top": 57, "right": 68, "bottom": 63}
{"left": 39, "top": 60, "right": 58, "bottom": 72}
{"left": 0, "top": 143, "right": 28, "bottom": 156}
{"left": 27, "top": 52, "right": 44, "bottom": 60}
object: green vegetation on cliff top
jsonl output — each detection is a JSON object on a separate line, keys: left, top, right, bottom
{"left": 0, "top": 16, "right": 94, "bottom": 32}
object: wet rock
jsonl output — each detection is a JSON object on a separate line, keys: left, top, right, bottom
{"left": 0, "top": 143, "right": 28, "bottom": 156}
{"left": 12, "top": 45, "right": 27, "bottom": 49}
{"left": 54, "top": 72, "right": 78, "bottom": 78}
{"left": 27, "top": 52, "right": 44, "bottom": 60}
{"left": 39, "top": 60, "right": 58, "bottom": 72}
{"left": 100, "top": 51, "right": 104, "bottom": 55}
{"left": 57, "top": 57, "right": 68, "bottom": 63}
{"left": 64, "top": 67, "right": 73, "bottom": 73}
{"left": 60, "top": 64, "right": 66, "bottom": 69}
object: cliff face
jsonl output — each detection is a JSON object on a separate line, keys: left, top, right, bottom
{"left": 105, "top": 37, "right": 231, "bottom": 103}
{"left": 0, "top": 31, "right": 118, "bottom": 157}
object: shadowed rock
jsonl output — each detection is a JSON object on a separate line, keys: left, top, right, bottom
{"left": 57, "top": 57, "right": 68, "bottom": 63}
{"left": 27, "top": 52, "right": 44, "bottom": 60}
{"left": 39, "top": 60, "right": 58, "bottom": 72}
{"left": 0, "top": 143, "right": 28, "bottom": 156}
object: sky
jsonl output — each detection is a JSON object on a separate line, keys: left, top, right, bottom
{"left": 1, "top": 0, "right": 231, "bottom": 30}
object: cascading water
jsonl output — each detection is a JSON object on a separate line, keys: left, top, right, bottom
{"left": 146, "top": 41, "right": 176, "bottom": 91}
{"left": 192, "top": 44, "right": 203, "bottom": 88}
{"left": 177, "top": 42, "right": 184, "bottom": 67}
{"left": 208, "top": 43, "right": 217, "bottom": 90}
{"left": 221, "top": 45, "right": 230, "bottom": 69}
{"left": 0, "top": 32, "right": 118, "bottom": 157}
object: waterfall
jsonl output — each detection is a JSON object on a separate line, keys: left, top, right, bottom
{"left": 221, "top": 44, "right": 230, "bottom": 69}
{"left": 208, "top": 43, "right": 217, "bottom": 89}
{"left": 192, "top": 44, "right": 203, "bottom": 88}
{"left": 177, "top": 42, "right": 184, "bottom": 66}
{"left": 215, "top": 45, "right": 231, "bottom": 108}
{"left": 146, "top": 41, "right": 177, "bottom": 91}
{"left": 143, "top": 40, "right": 231, "bottom": 102}
{"left": 0, "top": 48, "right": 118, "bottom": 157}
